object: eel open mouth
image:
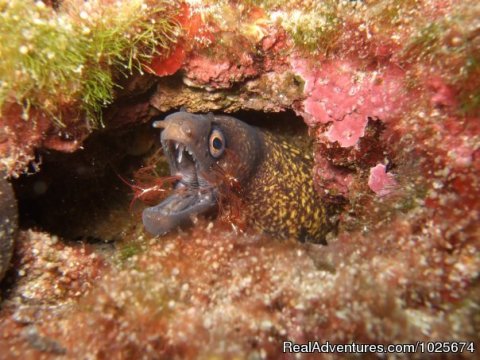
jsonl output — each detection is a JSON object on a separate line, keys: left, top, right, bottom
{"left": 142, "top": 139, "right": 218, "bottom": 236}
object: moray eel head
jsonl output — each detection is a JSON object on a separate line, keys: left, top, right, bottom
{"left": 142, "top": 111, "right": 261, "bottom": 236}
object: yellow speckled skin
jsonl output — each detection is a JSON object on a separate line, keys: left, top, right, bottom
{"left": 243, "top": 131, "right": 329, "bottom": 244}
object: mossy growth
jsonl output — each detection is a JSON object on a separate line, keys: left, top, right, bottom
{"left": 401, "top": 0, "right": 480, "bottom": 116}
{"left": 243, "top": 0, "right": 283, "bottom": 9}
{"left": 196, "top": 0, "right": 342, "bottom": 55}
{"left": 457, "top": 54, "right": 480, "bottom": 116}
{"left": 0, "top": 0, "right": 181, "bottom": 127}
{"left": 358, "top": 0, "right": 421, "bottom": 26}
{"left": 118, "top": 242, "right": 143, "bottom": 262}
{"left": 460, "top": 88, "right": 480, "bottom": 116}
{"left": 275, "top": 1, "right": 341, "bottom": 55}
{"left": 403, "top": 22, "right": 443, "bottom": 63}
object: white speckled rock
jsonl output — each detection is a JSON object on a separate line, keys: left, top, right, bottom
{"left": 0, "top": 175, "right": 17, "bottom": 282}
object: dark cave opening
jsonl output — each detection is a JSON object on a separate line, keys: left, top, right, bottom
{"left": 11, "top": 109, "right": 310, "bottom": 241}
{"left": 12, "top": 123, "right": 157, "bottom": 241}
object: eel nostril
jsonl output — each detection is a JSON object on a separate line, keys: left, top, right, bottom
{"left": 181, "top": 124, "right": 192, "bottom": 137}
{"left": 152, "top": 121, "right": 166, "bottom": 129}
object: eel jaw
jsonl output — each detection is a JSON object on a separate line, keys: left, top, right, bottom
{"left": 142, "top": 139, "right": 217, "bottom": 236}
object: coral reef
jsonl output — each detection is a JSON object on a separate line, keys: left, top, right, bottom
{"left": 0, "top": 0, "right": 479, "bottom": 358}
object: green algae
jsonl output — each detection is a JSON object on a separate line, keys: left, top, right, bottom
{"left": 283, "top": 9, "right": 340, "bottom": 55}
{"left": 458, "top": 55, "right": 480, "bottom": 116}
{"left": 361, "top": 0, "right": 421, "bottom": 26}
{"left": 119, "top": 243, "right": 143, "bottom": 262}
{"left": 400, "top": 1, "right": 480, "bottom": 116}
{"left": 273, "top": 1, "right": 341, "bottom": 55}
{"left": 403, "top": 22, "right": 443, "bottom": 62}
{"left": 0, "top": 0, "right": 180, "bottom": 127}
{"left": 460, "top": 88, "right": 480, "bottom": 116}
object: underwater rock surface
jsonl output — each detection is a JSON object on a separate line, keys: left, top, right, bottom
{"left": 0, "top": 0, "right": 479, "bottom": 358}
{"left": 0, "top": 176, "right": 17, "bottom": 282}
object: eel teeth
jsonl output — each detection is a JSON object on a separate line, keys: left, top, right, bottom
{"left": 177, "top": 145, "right": 184, "bottom": 163}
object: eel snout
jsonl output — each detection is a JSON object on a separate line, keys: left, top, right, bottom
{"left": 143, "top": 115, "right": 218, "bottom": 236}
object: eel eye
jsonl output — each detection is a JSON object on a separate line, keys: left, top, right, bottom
{"left": 209, "top": 128, "right": 225, "bottom": 158}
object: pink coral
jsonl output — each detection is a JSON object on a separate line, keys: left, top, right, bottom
{"left": 293, "top": 58, "right": 409, "bottom": 147}
{"left": 368, "top": 163, "right": 398, "bottom": 197}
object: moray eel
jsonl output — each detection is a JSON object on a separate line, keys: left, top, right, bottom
{"left": 142, "top": 111, "right": 331, "bottom": 244}
{"left": 0, "top": 175, "right": 17, "bottom": 282}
